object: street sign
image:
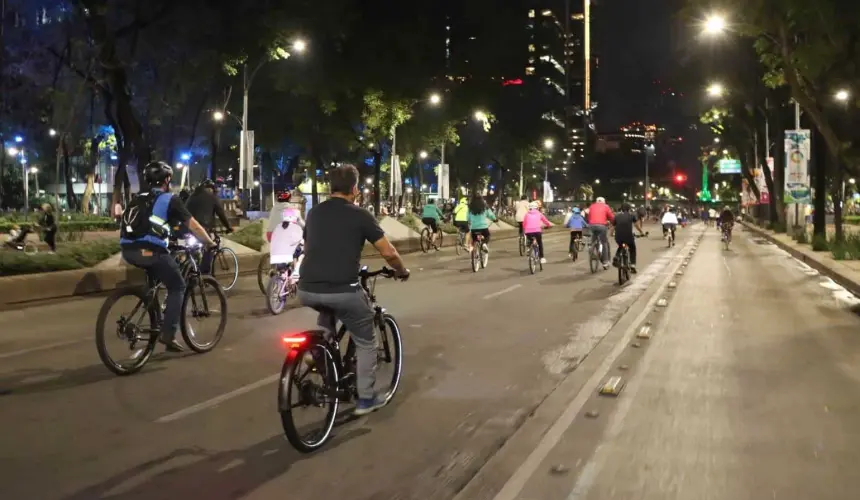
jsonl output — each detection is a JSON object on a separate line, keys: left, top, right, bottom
{"left": 718, "top": 159, "right": 742, "bottom": 174}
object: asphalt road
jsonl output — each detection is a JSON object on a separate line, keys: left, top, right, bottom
{"left": 461, "top": 225, "right": 860, "bottom": 500}
{"left": 0, "top": 223, "right": 696, "bottom": 500}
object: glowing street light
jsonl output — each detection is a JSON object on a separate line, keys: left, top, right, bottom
{"left": 180, "top": 153, "right": 191, "bottom": 161}
{"left": 292, "top": 39, "right": 307, "bottom": 53}
{"left": 850, "top": 178, "right": 856, "bottom": 185}
{"left": 474, "top": 110, "right": 488, "bottom": 122}
{"left": 365, "top": 176, "right": 373, "bottom": 185}
{"left": 639, "top": 181, "right": 644, "bottom": 186}
{"left": 212, "top": 110, "right": 225, "bottom": 121}
{"left": 707, "top": 83, "right": 725, "bottom": 97}
{"left": 48, "top": 129, "right": 57, "bottom": 137}
{"left": 543, "top": 138, "right": 554, "bottom": 150}
{"left": 6, "top": 147, "right": 19, "bottom": 156}
{"left": 253, "top": 180, "right": 260, "bottom": 187}
{"left": 363, "top": 188, "right": 370, "bottom": 194}
{"left": 429, "top": 93, "right": 442, "bottom": 105}
{"left": 594, "top": 178, "right": 601, "bottom": 184}
{"left": 421, "top": 184, "right": 428, "bottom": 190}
{"left": 419, "top": 151, "right": 428, "bottom": 159}
{"left": 14, "top": 135, "right": 23, "bottom": 143}
{"left": 29, "top": 167, "right": 38, "bottom": 174}
{"left": 835, "top": 89, "right": 850, "bottom": 102}
{"left": 714, "top": 137, "right": 720, "bottom": 143}
{"left": 722, "top": 149, "right": 729, "bottom": 155}
{"left": 704, "top": 14, "right": 727, "bottom": 35}
{"left": 406, "top": 187, "right": 414, "bottom": 194}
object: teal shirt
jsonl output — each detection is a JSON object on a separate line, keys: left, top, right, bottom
{"left": 421, "top": 204, "right": 444, "bottom": 221}
{"left": 468, "top": 209, "right": 496, "bottom": 230}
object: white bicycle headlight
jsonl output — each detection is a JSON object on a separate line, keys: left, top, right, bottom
{"left": 185, "top": 235, "right": 200, "bottom": 247}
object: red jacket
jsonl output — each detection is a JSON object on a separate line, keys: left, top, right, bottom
{"left": 587, "top": 203, "right": 614, "bottom": 226}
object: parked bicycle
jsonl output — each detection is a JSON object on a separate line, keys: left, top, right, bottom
{"left": 277, "top": 266, "right": 403, "bottom": 452}
{"left": 95, "top": 236, "right": 228, "bottom": 375}
{"left": 3, "top": 225, "right": 37, "bottom": 254}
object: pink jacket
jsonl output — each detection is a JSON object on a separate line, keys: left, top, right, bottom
{"left": 522, "top": 210, "right": 551, "bottom": 234}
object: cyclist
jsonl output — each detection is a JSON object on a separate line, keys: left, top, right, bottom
{"left": 586, "top": 196, "right": 614, "bottom": 268}
{"left": 186, "top": 178, "right": 233, "bottom": 274}
{"left": 421, "top": 198, "right": 444, "bottom": 236}
{"left": 467, "top": 194, "right": 497, "bottom": 251}
{"left": 269, "top": 191, "right": 306, "bottom": 283}
{"left": 612, "top": 202, "right": 645, "bottom": 273}
{"left": 719, "top": 206, "right": 735, "bottom": 241}
{"left": 661, "top": 206, "right": 679, "bottom": 242}
{"left": 565, "top": 207, "right": 588, "bottom": 257}
{"left": 522, "top": 201, "right": 553, "bottom": 264}
{"left": 120, "top": 161, "right": 216, "bottom": 352}
{"left": 514, "top": 195, "right": 529, "bottom": 237}
{"left": 298, "top": 164, "right": 410, "bottom": 416}
{"left": 452, "top": 196, "right": 469, "bottom": 244}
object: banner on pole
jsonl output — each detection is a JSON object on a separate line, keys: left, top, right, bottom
{"left": 784, "top": 129, "right": 811, "bottom": 203}
{"left": 244, "top": 131, "right": 255, "bottom": 192}
{"left": 542, "top": 180, "right": 554, "bottom": 203}
{"left": 391, "top": 155, "right": 402, "bottom": 196}
{"left": 439, "top": 164, "right": 450, "bottom": 200}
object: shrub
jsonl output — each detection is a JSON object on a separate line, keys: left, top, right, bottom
{"left": 0, "top": 239, "right": 121, "bottom": 277}
{"left": 771, "top": 221, "right": 787, "bottom": 233}
{"left": 226, "top": 220, "right": 264, "bottom": 251}
{"left": 794, "top": 227, "right": 810, "bottom": 244}
{"left": 812, "top": 233, "right": 830, "bottom": 252}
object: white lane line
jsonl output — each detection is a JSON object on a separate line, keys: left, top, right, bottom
{"left": 0, "top": 338, "right": 88, "bottom": 360}
{"left": 489, "top": 237, "right": 696, "bottom": 500}
{"left": 722, "top": 255, "right": 732, "bottom": 276}
{"left": 155, "top": 373, "right": 279, "bottom": 423}
{"left": 483, "top": 284, "right": 522, "bottom": 300}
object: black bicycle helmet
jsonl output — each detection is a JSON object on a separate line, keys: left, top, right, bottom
{"left": 144, "top": 161, "right": 173, "bottom": 186}
{"left": 199, "top": 178, "right": 216, "bottom": 190}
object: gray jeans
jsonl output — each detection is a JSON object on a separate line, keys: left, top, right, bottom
{"left": 297, "top": 289, "right": 377, "bottom": 400}
{"left": 589, "top": 224, "right": 610, "bottom": 263}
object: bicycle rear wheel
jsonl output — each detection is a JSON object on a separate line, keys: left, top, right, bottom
{"left": 480, "top": 244, "right": 489, "bottom": 268}
{"left": 212, "top": 247, "right": 239, "bottom": 291}
{"left": 455, "top": 233, "right": 463, "bottom": 255}
{"left": 471, "top": 248, "right": 480, "bottom": 272}
{"left": 589, "top": 248, "right": 598, "bottom": 274}
{"left": 518, "top": 235, "right": 526, "bottom": 256}
{"left": 420, "top": 228, "right": 431, "bottom": 253}
{"left": 95, "top": 287, "right": 159, "bottom": 375}
{"left": 180, "top": 276, "right": 227, "bottom": 353}
{"left": 279, "top": 340, "right": 339, "bottom": 453}
{"left": 266, "top": 273, "right": 288, "bottom": 315}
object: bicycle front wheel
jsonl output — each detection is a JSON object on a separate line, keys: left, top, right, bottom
{"left": 279, "top": 341, "right": 339, "bottom": 453}
{"left": 180, "top": 276, "right": 227, "bottom": 353}
{"left": 257, "top": 252, "right": 271, "bottom": 294}
{"left": 95, "top": 287, "right": 159, "bottom": 376}
{"left": 376, "top": 313, "right": 404, "bottom": 404}
{"left": 212, "top": 247, "right": 239, "bottom": 291}
{"left": 419, "top": 228, "right": 431, "bottom": 253}
{"left": 266, "top": 274, "right": 287, "bottom": 315}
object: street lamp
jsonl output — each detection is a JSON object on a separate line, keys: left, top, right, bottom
{"left": 6, "top": 147, "right": 19, "bottom": 156}
{"left": 474, "top": 110, "right": 488, "bottom": 122}
{"left": 419, "top": 151, "right": 428, "bottom": 159}
{"left": 292, "top": 39, "right": 307, "bottom": 53}
{"left": 707, "top": 83, "right": 725, "bottom": 98}
{"left": 703, "top": 14, "right": 727, "bottom": 35}
{"left": 543, "top": 138, "right": 554, "bottom": 150}
{"left": 365, "top": 176, "right": 373, "bottom": 185}
{"left": 835, "top": 89, "right": 850, "bottom": 102}
{"left": 14, "top": 135, "right": 23, "bottom": 143}
{"left": 595, "top": 179, "right": 601, "bottom": 184}
{"left": 429, "top": 93, "right": 442, "bottom": 105}
{"left": 714, "top": 137, "right": 720, "bottom": 143}
{"left": 722, "top": 149, "right": 729, "bottom": 155}
{"left": 180, "top": 152, "right": 191, "bottom": 161}
{"left": 48, "top": 129, "right": 57, "bottom": 137}
{"left": 212, "top": 110, "right": 225, "bottom": 122}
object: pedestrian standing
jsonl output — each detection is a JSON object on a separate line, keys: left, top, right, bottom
{"left": 40, "top": 203, "right": 57, "bottom": 253}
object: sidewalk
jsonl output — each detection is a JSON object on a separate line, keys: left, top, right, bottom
{"left": 507, "top": 227, "right": 860, "bottom": 500}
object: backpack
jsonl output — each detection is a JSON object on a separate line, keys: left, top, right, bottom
{"left": 120, "top": 191, "right": 170, "bottom": 241}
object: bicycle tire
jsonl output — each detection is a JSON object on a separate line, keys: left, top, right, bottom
{"left": 471, "top": 248, "right": 480, "bottom": 272}
{"left": 528, "top": 252, "right": 536, "bottom": 274}
{"left": 279, "top": 340, "right": 339, "bottom": 453}
{"left": 377, "top": 313, "right": 404, "bottom": 403}
{"left": 257, "top": 252, "right": 271, "bottom": 294}
{"left": 589, "top": 248, "right": 598, "bottom": 274}
{"left": 212, "top": 247, "right": 239, "bottom": 291}
{"left": 23, "top": 242, "right": 38, "bottom": 255}
{"left": 434, "top": 230, "right": 443, "bottom": 251}
{"left": 480, "top": 244, "right": 489, "bottom": 268}
{"left": 95, "top": 286, "right": 159, "bottom": 376}
{"left": 266, "top": 274, "right": 287, "bottom": 315}
{"left": 518, "top": 235, "right": 526, "bottom": 256}
{"left": 420, "top": 228, "right": 431, "bottom": 253}
{"left": 455, "top": 234, "right": 463, "bottom": 255}
{"left": 180, "top": 276, "right": 228, "bottom": 353}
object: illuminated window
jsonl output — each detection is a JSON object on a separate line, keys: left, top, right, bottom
{"left": 528, "top": 9, "right": 535, "bottom": 18}
{"left": 571, "top": 13, "right": 584, "bottom": 20}
{"left": 541, "top": 9, "right": 552, "bottom": 16}
{"left": 525, "top": 66, "right": 535, "bottom": 75}
{"left": 528, "top": 44, "right": 535, "bottom": 52}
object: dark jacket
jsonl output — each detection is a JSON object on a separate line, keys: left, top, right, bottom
{"left": 186, "top": 188, "right": 231, "bottom": 231}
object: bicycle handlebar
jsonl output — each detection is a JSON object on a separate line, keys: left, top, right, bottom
{"left": 359, "top": 266, "right": 397, "bottom": 279}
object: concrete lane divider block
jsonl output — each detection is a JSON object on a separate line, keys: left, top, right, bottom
{"left": 636, "top": 324, "right": 652, "bottom": 339}
{"left": 656, "top": 298, "right": 669, "bottom": 307}
{"left": 584, "top": 410, "right": 600, "bottom": 419}
{"left": 676, "top": 270, "right": 684, "bottom": 275}
{"left": 668, "top": 281, "right": 677, "bottom": 289}
{"left": 599, "top": 376, "right": 625, "bottom": 396}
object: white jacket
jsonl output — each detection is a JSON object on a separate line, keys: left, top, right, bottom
{"left": 514, "top": 200, "right": 530, "bottom": 222}
{"left": 661, "top": 212, "right": 679, "bottom": 225}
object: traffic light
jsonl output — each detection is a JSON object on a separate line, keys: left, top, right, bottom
{"left": 674, "top": 173, "right": 687, "bottom": 183}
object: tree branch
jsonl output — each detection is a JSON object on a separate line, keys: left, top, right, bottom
{"left": 114, "top": 1, "right": 173, "bottom": 38}
{"left": 46, "top": 46, "right": 110, "bottom": 95}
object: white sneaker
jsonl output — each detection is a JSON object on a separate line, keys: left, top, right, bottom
{"left": 540, "top": 258, "right": 547, "bottom": 264}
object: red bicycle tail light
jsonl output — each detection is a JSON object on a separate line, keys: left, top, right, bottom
{"left": 282, "top": 334, "right": 308, "bottom": 348}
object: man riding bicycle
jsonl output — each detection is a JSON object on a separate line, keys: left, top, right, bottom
{"left": 119, "top": 161, "right": 216, "bottom": 352}
{"left": 612, "top": 203, "right": 645, "bottom": 273}
{"left": 719, "top": 206, "right": 735, "bottom": 240}
{"left": 185, "top": 178, "right": 233, "bottom": 274}
{"left": 298, "top": 164, "right": 410, "bottom": 416}
{"left": 586, "top": 197, "right": 614, "bottom": 269}
{"left": 514, "top": 195, "right": 529, "bottom": 236}
{"left": 421, "top": 198, "right": 445, "bottom": 235}
{"left": 452, "top": 197, "right": 469, "bottom": 242}
{"left": 661, "top": 206, "right": 679, "bottom": 241}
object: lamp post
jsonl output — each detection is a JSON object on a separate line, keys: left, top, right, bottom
{"left": 390, "top": 93, "right": 442, "bottom": 208}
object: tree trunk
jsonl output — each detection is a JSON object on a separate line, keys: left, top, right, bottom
{"left": 373, "top": 150, "right": 381, "bottom": 216}
{"left": 62, "top": 138, "right": 77, "bottom": 211}
{"left": 833, "top": 159, "right": 844, "bottom": 243}
{"left": 813, "top": 126, "right": 827, "bottom": 239}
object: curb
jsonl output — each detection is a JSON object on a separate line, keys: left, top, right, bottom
{"left": 0, "top": 227, "right": 558, "bottom": 311}
{"left": 741, "top": 221, "right": 860, "bottom": 298}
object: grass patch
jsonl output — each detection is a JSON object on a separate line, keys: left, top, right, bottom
{"left": 793, "top": 227, "right": 810, "bottom": 244}
{"left": 0, "top": 239, "right": 121, "bottom": 277}
{"left": 812, "top": 233, "right": 830, "bottom": 252}
{"left": 226, "top": 220, "right": 264, "bottom": 251}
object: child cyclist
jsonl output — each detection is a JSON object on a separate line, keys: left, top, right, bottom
{"left": 268, "top": 191, "right": 305, "bottom": 283}
{"left": 565, "top": 207, "right": 588, "bottom": 258}
{"left": 522, "top": 201, "right": 553, "bottom": 264}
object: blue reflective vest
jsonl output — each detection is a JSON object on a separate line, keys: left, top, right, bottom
{"left": 120, "top": 191, "right": 174, "bottom": 248}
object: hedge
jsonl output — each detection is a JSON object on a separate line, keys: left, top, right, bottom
{"left": 0, "top": 220, "right": 118, "bottom": 233}
{"left": 226, "top": 220, "right": 264, "bottom": 251}
{"left": 0, "top": 239, "right": 121, "bottom": 277}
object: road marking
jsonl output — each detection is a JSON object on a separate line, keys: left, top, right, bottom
{"left": 0, "top": 338, "right": 88, "bottom": 360}
{"left": 722, "top": 255, "right": 732, "bottom": 276}
{"left": 155, "top": 373, "right": 279, "bottom": 423}
{"left": 489, "top": 233, "right": 697, "bottom": 500}
{"left": 482, "top": 284, "right": 522, "bottom": 300}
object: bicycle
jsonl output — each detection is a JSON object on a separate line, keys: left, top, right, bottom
{"left": 527, "top": 236, "right": 543, "bottom": 274}
{"left": 588, "top": 229, "right": 607, "bottom": 274}
{"left": 95, "top": 237, "right": 228, "bottom": 375}
{"left": 570, "top": 232, "right": 586, "bottom": 262}
{"left": 518, "top": 231, "right": 526, "bottom": 256}
{"left": 258, "top": 252, "right": 273, "bottom": 294}
{"left": 278, "top": 266, "right": 403, "bottom": 453}
{"left": 666, "top": 225, "right": 675, "bottom": 248}
{"left": 722, "top": 224, "right": 733, "bottom": 250}
{"left": 3, "top": 225, "right": 38, "bottom": 254}
{"left": 471, "top": 233, "right": 489, "bottom": 272}
{"left": 615, "top": 233, "right": 647, "bottom": 286}
{"left": 266, "top": 244, "right": 302, "bottom": 315}
{"left": 207, "top": 230, "right": 239, "bottom": 291}
{"left": 419, "top": 222, "right": 443, "bottom": 253}
{"left": 454, "top": 226, "right": 468, "bottom": 256}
